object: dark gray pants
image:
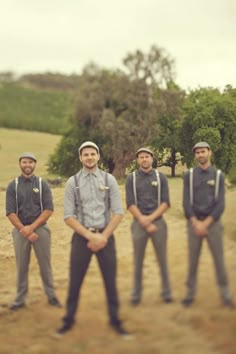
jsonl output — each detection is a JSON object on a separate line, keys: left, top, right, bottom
{"left": 185, "top": 220, "right": 231, "bottom": 301}
{"left": 63, "top": 233, "right": 120, "bottom": 326}
{"left": 131, "top": 218, "right": 172, "bottom": 302}
{"left": 12, "top": 225, "right": 55, "bottom": 305}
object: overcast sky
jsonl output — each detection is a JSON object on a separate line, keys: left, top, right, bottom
{"left": 1, "top": 0, "right": 235, "bottom": 90}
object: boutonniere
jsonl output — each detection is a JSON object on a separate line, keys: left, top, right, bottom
{"left": 33, "top": 188, "right": 39, "bottom": 193}
{"left": 151, "top": 181, "right": 158, "bottom": 187}
{"left": 99, "top": 184, "right": 110, "bottom": 191}
{"left": 207, "top": 179, "right": 215, "bottom": 186}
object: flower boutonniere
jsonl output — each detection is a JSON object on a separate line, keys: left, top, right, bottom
{"left": 99, "top": 184, "right": 110, "bottom": 191}
{"left": 207, "top": 179, "right": 215, "bottom": 186}
{"left": 33, "top": 188, "right": 39, "bottom": 193}
{"left": 151, "top": 181, "right": 158, "bottom": 187}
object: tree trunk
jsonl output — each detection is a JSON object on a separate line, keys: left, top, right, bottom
{"left": 170, "top": 148, "right": 177, "bottom": 177}
{"left": 112, "top": 153, "right": 132, "bottom": 180}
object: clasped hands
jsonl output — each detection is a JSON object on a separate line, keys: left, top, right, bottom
{"left": 191, "top": 220, "right": 208, "bottom": 237}
{"left": 138, "top": 215, "right": 157, "bottom": 233}
{"left": 20, "top": 225, "right": 39, "bottom": 242}
{"left": 87, "top": 232, "right": 107, "bottom": 252}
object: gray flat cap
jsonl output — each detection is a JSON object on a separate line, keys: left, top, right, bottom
{"left": 78, "top": 141, "right": 99, "bottom": 154}
{"left": 192, "top": 141, "right": 211, "bottom": 152}
{"left": 19, "top": 152, "right": 37, "bottom": 162}
{"left": 136, "top": 147, "right": 154, "bottom": 157}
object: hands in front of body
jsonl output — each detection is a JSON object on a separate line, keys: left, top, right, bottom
{"left": 138, "top": 215, "right": 157, "bottom": 233}
{"left": 191, "top": 219, "right": 208, "bottom": 237}
{"left": 20, "top": 225, "right": 39, "bottom": 242}
{"left": 87, "top": 232, "right": 107, "bottom": 252}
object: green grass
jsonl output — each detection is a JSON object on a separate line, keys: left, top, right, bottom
{"left": 0, "top": 82, "right": 73, "bottom": 134}
{"left": 0, "top": 128, "right": 61, "bottom": 188}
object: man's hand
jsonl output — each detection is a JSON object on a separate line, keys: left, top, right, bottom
{"left": 27, "top": 232, "right": 39, "bottom": 242}
{"left": 87, "top": 233, "right": 107, "bottom": 252}
{"left": 138, "top": 215, "right": 152, "bottom": 228}
{"left": 192, "top": 220, "right": 208, "bottom": 237}
{"left": 145, "top": 223, "right": 158, "bottom": 233}
{"left": 20, "top": 225, "right": 34, "bottom": 238}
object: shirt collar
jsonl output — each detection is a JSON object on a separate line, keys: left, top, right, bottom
{"left": 20, "top": 175, "right": 35, "bottom": 182}
{"left": 197, "top": 165, "right": 213, "bottom": 174}
{"left": 81, "top": 167, "right": 99, "bottom": 177}
{"left": 138, "top": 168, "right": 154, "bottom": 176}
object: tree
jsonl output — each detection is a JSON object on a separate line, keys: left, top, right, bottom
{"left": 48, "top": 46, "right": 177, "bottom": 179}
{"left": 151, "top": 82, "right": 185, "bottom": 176}
{"left": 180, "top": 87, "right": 236, "bottom": 173}
{"left": 123, "top": 45, "right": 175, "bottom": 87}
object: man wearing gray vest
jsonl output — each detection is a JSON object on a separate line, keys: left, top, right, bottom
{"left": 182, "top": 141, "right": 234, "bottom": 307}
{"left": 6, "top": 152, "right": 61, "bottom": 310}
{"left": 125, "top": 147, "right": 172, "bottom": 306}
{"left": 56, "top": 141, "right": 130, "bottom": 337}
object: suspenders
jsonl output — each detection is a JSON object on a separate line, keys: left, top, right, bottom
{"left": 132, "top": 170, "right": 161, "bottom": 207}
{"left": 15, "top": 176, "right": 43, "bottom": 215}
{"left": 189, "top": 168, "right": 221, "bottom": 206}
{"left": 73, "top": 170, "right": 110, "bottom": 225}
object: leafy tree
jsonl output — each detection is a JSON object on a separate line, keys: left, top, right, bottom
{"left": 151, "top": 82, "right": 185, "bottom": 176}
{"left": 180, "top": 87, "right": 236, "bottom": 173}
{"left": 48, "top": 46, "right": 176, "bottom": 178}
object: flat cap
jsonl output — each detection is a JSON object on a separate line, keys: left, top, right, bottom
{"left": 136, "top": 147, "right": 154, "bottom": 157}
{"left": 78, "top": 141, "right": 99, "bottom": 154}
{"left": 19, "top": 152, "right": 37, "bottom": 162}
{"left": 192, "top": 141, "right": 211, "bottom": 152}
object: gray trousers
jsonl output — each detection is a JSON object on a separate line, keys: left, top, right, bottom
{"left": 131, "top": 218, "right": 172, "bottom": 301}
{"left": 12, "top": 224, "right": 55, "bottom": 305}
{"left": 185, "top": 220, "right": 231, "bottom": 301}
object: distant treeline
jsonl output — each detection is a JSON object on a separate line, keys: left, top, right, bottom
{"left": 0, "top": 76, "right": 75, "bottom": 134}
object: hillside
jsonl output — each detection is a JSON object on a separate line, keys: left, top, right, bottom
{"left": 0, "top": 82, "right": 73, "bottom": 134}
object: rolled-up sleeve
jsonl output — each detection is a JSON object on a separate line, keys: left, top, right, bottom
{"left": 210, "top": 173, "right": 225, "bottom": 220}
{"left": 160, "top": 174, "right": 170, "bottom": 206}
{"left": 183, "top": 171, "right": 195, "bottom": 219}
{"left": 6, "top": 181, "right": 16, "bottom": 215}
{"left": 64, "top": 177, "right": 77, "bottom": 220}
{"left": 42, "top": 180, "right": 54, "bottom": 211}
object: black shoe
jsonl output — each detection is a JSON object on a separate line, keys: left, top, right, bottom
{"left": 9, "top": 303, "right": 25, "bottom": 311}
{"left": 110, "top": 321, "right": 133, "bottom": 339}
{"left": 223, "top": 299, "right": 236, "bottom": 309}
{"left": 48, "top": 297, "right": 62, "bottom": 308}
{"left": 55, "top": 322, "right": 74, "bottom": 337}
{"left": 181, "top": 298, "right": 194, "bottom": 307}
{"left": 163, "top": 297, "right": 173, "bottom": 304}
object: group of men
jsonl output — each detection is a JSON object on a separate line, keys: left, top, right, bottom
{"left": 5, "top": 140, "right": 235, "bottom": 339}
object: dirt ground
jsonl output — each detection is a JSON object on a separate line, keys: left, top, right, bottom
{"left": 0, "top": 181, "right": 236, "bottom": 354}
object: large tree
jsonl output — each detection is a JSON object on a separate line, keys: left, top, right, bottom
{"left": 48, "top": 46, "right": 176, "bottom": 178}
{"left": 180, "top": 86, "right": 236, "bottom": 173}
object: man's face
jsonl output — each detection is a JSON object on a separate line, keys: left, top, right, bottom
{"left": 137, "top": 152, "right": 153, "bottom": 170}
{"left": 19, "top": 158, "right": 36, "bottom": 176}
{"left": 79, "top": 147, "right": 99, "bottom": 170}
{"left": 194, "top": 147, "right": 212, "bottom": 165}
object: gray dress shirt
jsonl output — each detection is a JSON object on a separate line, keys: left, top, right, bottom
{"left": 64, "top": 167, "right": 124, "bottom": 229}
{"left": 183, "top": 166, "right": 225, "bottom": 220}
{"left": 6, "top": 175, "right": 53, "bottom": 225}
{"left": 125, "top": 169, "right": 170, "bottom": 216}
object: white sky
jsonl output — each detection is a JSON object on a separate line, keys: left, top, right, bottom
{"left": 0, "top": 0, "right": 235, "bottom": 90}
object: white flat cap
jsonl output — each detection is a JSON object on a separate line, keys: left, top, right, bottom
{"left": 19, "top": 152, "right": 37, "bottom": 162}
{"left": 78, "top": 141, "right": 99, "bottom": 154}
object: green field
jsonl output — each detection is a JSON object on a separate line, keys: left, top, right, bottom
{"left": 0, "top": 128, "right": 61, "bottom": 188}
